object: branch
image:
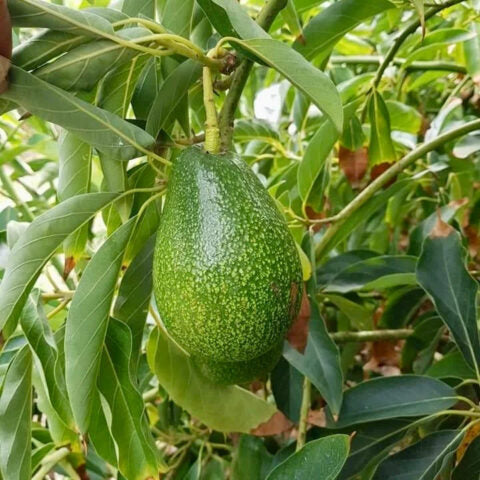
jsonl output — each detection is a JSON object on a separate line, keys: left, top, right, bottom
{"left": 330, "top": 55, "right": 466, "bottom": 74}
{"left": 330, "top": 329, "right": 412, "bottom": 343}
{"left": 32, "top": 448, "right": 70, "bottom": 480}
{"left": 218, "top": 0, "right": 288, "bottom": 151}
{"left": 373, "top": 0, "right": 466, "bottom": 88}
{"left": 315, "top": 117, "right": 480, "bottom": 259}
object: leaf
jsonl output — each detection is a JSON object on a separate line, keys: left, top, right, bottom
{"left": 97, "top": 318, "right": 164, "bottom": 479}
{"left": 417, "top": 226, "right": 480, "bottom": 375}
{"left": 463, "top": 24, "right": 480, "bottom": 82}
{"left": 368, "top": 90, "right": 396, "bottom": 166}
{"left": 162, "top": 0, "right": 195, "bottom": 38}
{"left": 0, "top": 345, "right": 32, "bottom": 480}
{"left": 0, "top": 0, "right": 11, "bottom": 94}
{"left": 113, "top": 235, "right": 155, "bottom": 366}
{"left": 123, "top": 0, "right": 154, "bottom": 18}
{"left": 281, "top": 0, "right": 303, "bottom": 39}
{"left": 283, "top": 302, "right": 343, "bottom": 414}
{"left": 372, "top": 430, "right": 464, "bottom": 480}
{"left": 452, "top": 435, "right": 480, "bottom": 480}
{"left": 0, "top": 192, "right": 118, "bottom": 336}
{"left": 197, "top": 0, "right": 269, "bottom": 40}
{"left": 8, "top": 0, "right": 114, "bottom": 36}
{"left": 0, "top": 335, "right": 27, "bottom": 384}
{"left": 334, "top": 375, "right": 456, "bottom": 428}
{"left": 298, "top": 119, "right": 337, "bottom": 205}
{"left": 229, "top": 38, "right": 343, "bottom": 132}
{"left": 12, "top": 30, "right": 87, "bottom": 71}
{"left": 411, "top": 0, "right": 425, "bottom": 37}
{"left": 65, "top": 219, "right": 135, "bottom": 432}
{"left": 35, "top": 28, "right": 151, "bottom": 91}
{"left": 58, "top": 131, "right": 92, "bottom": 262}
{"left": 271, "top": 357, "right": 304, "bottom": 422}
{"left": 323, "top": 255, "right": 417, "bottom": 293}
{"left": 147, "top": 327, "right": 277, "bottom": 433}
{"left": 234, "top": 119, "right": 280, "bottom": 144}
{"left": 1, "top": 66, "right": 155, "bottom": 161}
{"left": 232, "top": 435, "right": 273, "bottom": 480}
{"left": 386, "top": 100, "right": 423, "bottom": 134}
{"left": 427, "top": 350, "right": 476, "bottom": 380}
{"left": 293, "top": 0, "right": 395, "bottom": 61}
{"left": 266, "top": 435, "right": 349, "bottom": 480}
{"left": 20, "top": 293, "right": 78, "bottom": 447}
{"left": 146, "top": 59, "right": 202, "bottom": 137}
{"left": 339, "top": 419, "right": 412, "bottom": 480}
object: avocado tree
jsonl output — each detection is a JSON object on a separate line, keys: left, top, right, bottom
{"left": 1, "top": 0, "right": 480, "bottom": 478}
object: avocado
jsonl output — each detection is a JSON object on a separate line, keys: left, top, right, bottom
{"left": 153, "top": 146, "right": 302, "bottom": 365}
{"left": 193, "top": 342, "right": 283, "bottom": 385}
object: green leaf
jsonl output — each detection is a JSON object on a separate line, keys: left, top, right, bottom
{"left": 35, "top": 28, "right": 151, "bottom": 91}
{"left": 12, "top": 30, "right": 86, "bottom": 71}
{"left": 283, "top": 299, "right": 343, "bottom": 415}
{"left": 197, "top": 0, "right": 269, "bottom": 40}
{"left": 372, "top": 430, "right": 464, "bottom": 480}
{"left": 20, "top": 293, "right": 78, "bottom": 447}
{"left": 463, "top": 24, "right": 480, "bottom": 81}
{"left": 146, "top": 59, "right": 202, "bottom": 137}
{"left": 266, "top": 435, "right": 349, "bottom": 480}
{"left": 452, "top": 435, "right": 480, "bottom": 480}
{"left": 339, "top": 419, "right": 412, "bottom": 480}
{"left": 113, "top": 235, "right": 155, "bottom": 366}
{"left": 368, "top": 89, "right": 396, "bottom": 166}
{"left": 323, "top": 255, "right": 417, "bottom": 293}
{"left": 294, "top": 0, "right": 395, "bottom": 60}
{"left": 380, "top": 287, "right": 425, "bottom": 329}
{"left": 298, "top": 119, "right": 337, "bottom": 205}
{"left": 65, "top": 218, "right": 135, "bottom": 432}
{"left": 427, "top": 350, "right": 476, "bottom": 380}
{"left": 98, "top": 318, "right": 164, "bottom": 479}
{"left": 386, "top": 100, "right": 423, "bottom": 134}
{"left": 0, "top": 345, "right": 32, "bottom": 480}
{"left": 281, "top": 0, "right": 303, "bottom": 39}
{"left": 234, "top": 119, "right": 280, "bottom": 145}
{"left": 335, "top": 375, "right": 456, "bottom": 428}
{"left": 0, "top": 192, "right": 118, "bottom": 336}
{"left": 231, "top": 436, "right": 272, "bottom": 480}
{"left": 147, "top": 327, "right": 277, "bottom": 433}
{"left": 1, "top": 66, "right": 155, "bottom": 161}
{"left": 271, "top": 357, "right": 303, "bottom": 422}
{"left": 58, "top": 131, "right": 92, "bottom": 262}
{"left": 8, "top": 0, "right": 114, "bottom": 36}
{"left": 230, "top": 38, "right": 343, "bottom": 132}
{"left": 417, "top": 227, "right": 480, "bottom": 375}
{"left": 123, "top": 0, "right": 154, "bottom": 18}
{"left": 411, "top": 0, "right": 425, "bottom": 36}
{"left": 162, "top": 0, "right": 195, "bottom": 38}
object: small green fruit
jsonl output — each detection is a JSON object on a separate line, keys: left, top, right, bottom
{"left": 153, "top": 146, "right": 302, "bottom": 364}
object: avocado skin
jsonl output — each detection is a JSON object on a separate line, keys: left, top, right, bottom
{"left": 193, "top": 342, "right": 283, "bottom": 385}
{"left": 153, "top": 146, "right": 302, "bottom": 363}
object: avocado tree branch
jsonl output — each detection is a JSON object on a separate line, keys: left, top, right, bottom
{"left": 219, "top": 0, "right": 288, "bottom": 151}
{"left": 296, "top": 377, "right": 311, "bottom": 451}
{"left": 330, "top": 329, "right": 413, "bottom": 343}
{"left": 315, "top": 117, "right": 480, "bottom": 260}
{"left": 373, "top": 0, "right": 467, "bottom": 88}
{"left": 331, "top": 55, "right": 466, "bottom": 74}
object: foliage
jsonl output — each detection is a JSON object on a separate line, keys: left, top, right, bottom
{"left": 1, "top": 0, "right": 480, "bottom": 478}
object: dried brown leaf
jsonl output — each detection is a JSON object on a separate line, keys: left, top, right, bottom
{"left": 287, "top": 285, "right": 310, "bottom": 353}
{"left": 338, "top": 146, "right": 368, "bottom": 188}
{"left": 250, "top": 411, "right": 293, "bottom": 436}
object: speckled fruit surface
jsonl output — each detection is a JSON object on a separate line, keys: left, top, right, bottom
{"left": 153, "top": 146, "right": 302, "bottom": 363}
{"left": 193, "top": 342, "right": 284, "bottom": 385}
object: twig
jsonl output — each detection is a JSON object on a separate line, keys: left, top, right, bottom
{"left": 218, "top": 0, "right": 288, "bottom": 151}
{"left": 296, "top": 377, "right": 311, "bottom": 451}
{"left": 373, "top": 0, "right": 466, "bottom": 88}
{"left": 330, "top": 55, "right": 466, "bottom": 74}
{"left": 315, "top": 118, "right": 480, "bottom": 259}
{"left": 32, "top": 447, "right": 70, "bottom": 480}
{"left": 330, "top": 329, "right": 412, "bottom": 343}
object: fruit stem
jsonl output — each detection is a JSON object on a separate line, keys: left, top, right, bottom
{"left": 296, "top": 377, "right": 311, "bottom": 451}
{"left": 203, "top": 51, "right": 221, "bottom": 154}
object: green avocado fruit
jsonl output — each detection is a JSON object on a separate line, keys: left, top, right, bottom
{"left": 193, "top": 342, "right": 284, "bottom": 385}
{"left": 153, "top": 146, "right": 302, "bottom": 365}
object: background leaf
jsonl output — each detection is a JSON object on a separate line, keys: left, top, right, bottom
{"left": 0, "top": 345, "right": 32, "bottom": 480}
